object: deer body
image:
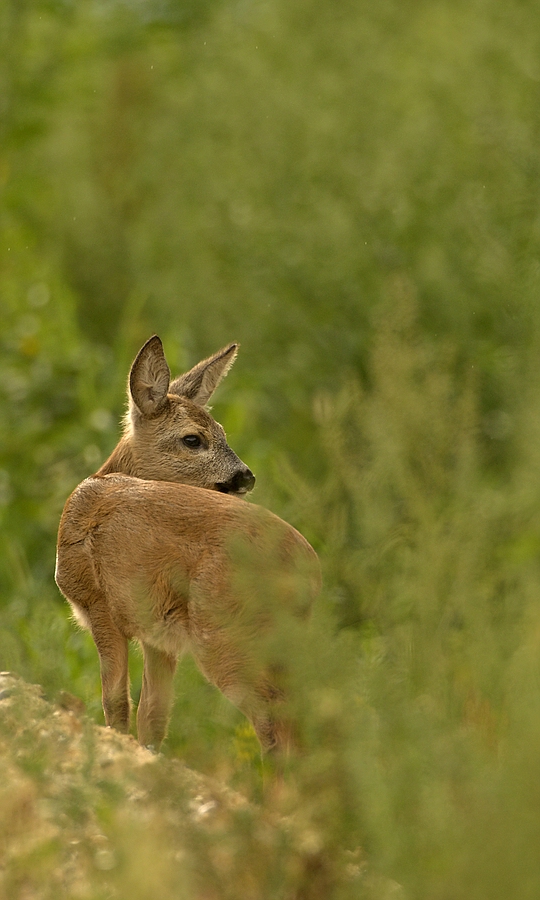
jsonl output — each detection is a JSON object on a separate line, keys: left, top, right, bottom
{"left": 55, "top": 337, "right": 320, "bottom": 752}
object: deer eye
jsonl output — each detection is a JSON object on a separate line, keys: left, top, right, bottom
{"left": 182, "top": 434, "right": 202, "bottom": 449}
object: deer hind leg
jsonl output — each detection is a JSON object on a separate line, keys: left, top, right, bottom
{"left": 85, "top": 604, "right": 131, "bottom": 733}
{"left": 64, "top": 589, "right": 130, "bottom": 733}
{"left": 57, "top": 540, "right": 131, "bottom": 733}
{"left": 136, "top": 641, "right": 178, "bottom": 749}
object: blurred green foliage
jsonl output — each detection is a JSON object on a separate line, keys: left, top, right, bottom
{"left": 2, "top": 0, "right": 540, "bottom": 896}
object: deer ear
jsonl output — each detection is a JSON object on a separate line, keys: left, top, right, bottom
{"left": 129, "top": 335, "right": 171, "bottom": 417}
{"left": 169, "top": 343, "right": 238, "bottom": 406}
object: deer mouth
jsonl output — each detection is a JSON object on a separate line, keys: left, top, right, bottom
{"left": 216, "top": 485, "right": 248, "bottom": 497}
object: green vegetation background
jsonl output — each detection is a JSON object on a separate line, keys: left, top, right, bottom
{"left": 2, "top": 0, "right": 540, "bottom": 896}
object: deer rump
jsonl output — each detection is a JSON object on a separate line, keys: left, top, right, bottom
{"left": 56, "top": 473, "right": 320, "bottom": 751}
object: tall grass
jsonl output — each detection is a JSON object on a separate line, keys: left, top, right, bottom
{"left": 277, "top": 294, "right": 540, "bottom": 898}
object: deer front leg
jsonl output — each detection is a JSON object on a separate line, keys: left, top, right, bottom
{"left": 240, "top": 679, "right": 297, "bottom": 758}
{"left": 137, "top": 642, "right": 178, "bottom": 749}
{"left": 190, "top": 629, "right": 293, "bottom": 756}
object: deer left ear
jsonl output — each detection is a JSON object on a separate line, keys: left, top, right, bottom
{"left": 169, "top": 343, "right": 238, "bottom": 406}
{"left": 129, "top": 335, "right": 171, "bottom": 417}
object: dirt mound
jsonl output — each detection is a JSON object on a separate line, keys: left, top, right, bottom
{"left": 0, "top": 672, "right": 401, "bottom": 900}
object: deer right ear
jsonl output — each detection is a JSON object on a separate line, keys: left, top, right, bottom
{"left": 129, "top": 335, "right": 171, "bottom": 417}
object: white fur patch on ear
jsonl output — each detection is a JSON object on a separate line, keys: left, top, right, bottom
{"left": 169, "top": 343, "right": 238, "bottom": 406}
{"left": 129, "top": 335, "right": 171, "bottom": 417}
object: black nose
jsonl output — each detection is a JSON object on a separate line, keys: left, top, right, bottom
{"left": 216, "top": 468, "right": 256, "bottom": 495}
{"left": 235, "top": 468, "right": 256, "bottom": 492}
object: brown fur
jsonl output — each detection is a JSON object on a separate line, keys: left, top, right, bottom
{"left": 55, "top": 336, "right": 321, "bottom": 752}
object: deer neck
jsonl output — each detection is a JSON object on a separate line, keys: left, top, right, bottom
{"left": 95, "top": 435, "right": 140, "bottom": 478}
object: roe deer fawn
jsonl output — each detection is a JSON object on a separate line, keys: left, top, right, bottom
{"left": 55, "top": 336, "right": 321, "bottom": 753}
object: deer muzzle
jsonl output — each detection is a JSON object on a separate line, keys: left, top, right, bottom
{"left": 216, "top": 468, "right": 256, "bottom": 496}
